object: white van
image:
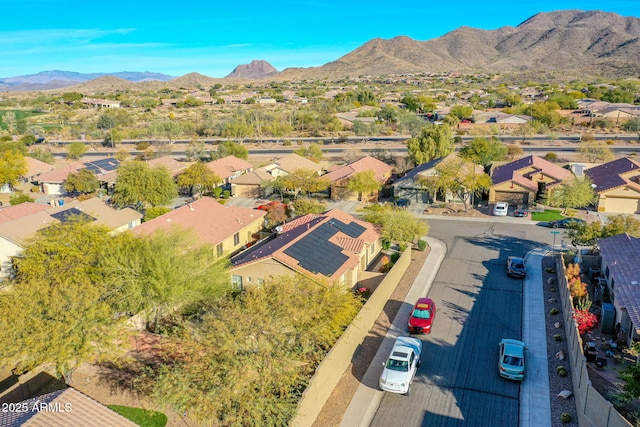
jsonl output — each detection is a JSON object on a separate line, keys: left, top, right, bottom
{"left": 493, "top": 202, "right": 509, "bottom": 216}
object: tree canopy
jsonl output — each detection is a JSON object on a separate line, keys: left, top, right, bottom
{"left": 214, "top": 141, "right": 249, "bottom": 160}
{"left": 360, "top": 204, "right": 429, "bottom": 245}
{"left": 407, "top": 124, "right": 454, "bottom": 165}
{"left": 176, "top": 162, "right": 221, "bottom": 196}
{"left": 112, "top": 160, "right": 177, "bottom": 208}
{"left": 459, "top": 137, "right": 507, "bottom": 169}
{"left": 0, "top": 150, "right": 27, "bottom": 188}
{"left": 0, "top": 219, "right": 121, "bottom": 379}
{"left": 547, "top": 177, "right": 596, "bottom": 213}
{"left": 147, "top": 275, "right": 360, "bottom": 425}
{"left": 282, "top": 168, "right": 330, "bottom": 197}
{"left": 346, "top": 170, "right": 381, "bottom": 201}
{"left": 577, "top": 140, "right": 615, "bottom": 163}
{"left": 64, "top": 168, "right": 100, "bottom": 194}
{"left": 567, "top": 214, "right": 640, "bottom": 248}
{"left": 417, "top": 156, "right": 492, "bottom": 211}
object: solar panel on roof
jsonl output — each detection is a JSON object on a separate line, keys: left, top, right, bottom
{"left": 284, "top": 223, "right": 348, "bottom": 276}
{"left": 328, "top": 219, "right": 366, "bottom": 238}
{"left": 83, "top": 164, "right": 101, "bottom": 173}
{"left": 50, "top": 207, "right": 96, "bottom": 223}
{"left": 91, "top": 158, "right": 120, "bottom": 172}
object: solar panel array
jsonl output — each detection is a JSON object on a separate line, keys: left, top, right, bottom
{"left": 50, "top": 208, "right": 96, "bottom": 223}
{"left": 328, "top": 219, "right": 366, "bottom": 238}
{"left": 284, "top": 223, "right": 349, "bottom": 276}
{"left": 83, "top": 158, "right": 120, "bottom": 174}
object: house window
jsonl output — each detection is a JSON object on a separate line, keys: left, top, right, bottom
{"left": 234, "top": 232, "right": 240, "bottom": 246}
{"left": 216, "top": 243, "right": 224, "bottom": 257}
{"left": 231, "top": 275, "right": 243, "bottom": 290}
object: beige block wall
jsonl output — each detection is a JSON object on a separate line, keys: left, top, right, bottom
{"left": 231, "top": 258, "right": 297, "bottom": 285}
{"left": 556, "top": 255, "right": 631, "bottom": 427}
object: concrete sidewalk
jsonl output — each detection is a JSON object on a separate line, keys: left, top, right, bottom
{"left": 339, "top": 240, "right": 552, "bottom": 427}
{"left": 520, "top": 248, "right": 552, "bottom": 427}
{"left": 339, "top": 236, "right": 446, "bottom": 427}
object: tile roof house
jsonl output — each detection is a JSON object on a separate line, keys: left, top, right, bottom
{"left": 230, "top": 168, "right": 275, "bottom": 197}
{"left": 0, "top": 387, "right": 137, "bottom": 426}
{"left": 133, "top": 197, "right": 266, "bottom": 258}
{"left": 0, "top": 198, "right": 142, "bottom": 281}
{"left": 229, "top": 208, "right": 381, "bottom": 288}
{"left": 23, "top": 157, "right": 55, "bottom": 181}
{"left": 489, "top": 155, "right": 574, "bottom": 205}
{"left": 584, "top": 157, "right": 640, "bottom": 214}
{"left": 598, "top": 233, "right": 640, "bottom": 346}
{"left": 323, "top": 156, "right": 393, "bottom": 201}
{"left": 392, "top": 154, "right": 484, "bottom": 204}
{"left": 34, "top": 163, "right": 85, "bottom": 195}
{"left": 146, "top": 156, "right": 190, "bottom": 177}
{"left": 264, "top": 153, "right": 323, "bottom": 177}
{"left": 205, "top": 156, "right": 253, "bottom": 185}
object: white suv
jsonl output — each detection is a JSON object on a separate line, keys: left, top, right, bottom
{"left": 493, "top": 202, "right": 509, "bottom": 216}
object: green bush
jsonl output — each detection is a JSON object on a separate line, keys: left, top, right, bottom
{"left": 136, "top": 141, "right": 151, "bottom": 150}
{"left": 550, "top": 308, "right": 559, "bottom": 315}
{"left": 213, "top": 187, "right": 222, "bottom": 198}
{"left": 557, "top": 365, "right": 565, "bottom": 373}
{"left": 558, "top": 368, "right": 568, "bottom": 377}
{"left": 390, "top": 252, "right": 401, "bottom": 263}
{"left": 223, "top": 190, "right": 230, "bottom": 199}
{"left": 417, "top": 239, "right": 427, "bottom": 251}
{"left": 545, "top": 267, "right": 556, "bottom": 273}
{"left": 382, "top": 239, "right": 391, "bottom": 250}
{"left": 561, "top": 413, "right": 572, "bottom": 423}
{"left": 543, "top": 152, "right": 558, "bottom": 162}
{"left": 554, "top": 334, "right": 563, "bottom": 341}
{"left": 283, "top": 140, "right": 292, "bottom": 146}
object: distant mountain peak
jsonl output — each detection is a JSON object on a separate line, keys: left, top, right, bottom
{"left": 225, "top": 60, "right": 278, "bottom": 78}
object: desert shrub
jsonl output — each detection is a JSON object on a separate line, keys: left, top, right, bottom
{"left": 417, "top": 239, "right": 427, "bottom": 251}
{"left": 561, "top": 413, "right": 572, "bottom": 423}
{"left": 550, "top": 308, "right": 559, "bottom": 315}
{"left": 543, "top": 152, "right": 558, "bottom": 162}
{"left": 223, "top": 190, "right": 230, "bottom": 199}
{"left": 554, "top": 334, "right": 563, "bottom": 341}
{"left": 136, "top": 141, "right": 151, "bottom": 150}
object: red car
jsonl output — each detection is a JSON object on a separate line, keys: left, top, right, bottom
{"left": 408, "top": 298, "right": 436, "bottom": 334}
{"left": 256, "top": 201, "right": 288, "bottom": 211}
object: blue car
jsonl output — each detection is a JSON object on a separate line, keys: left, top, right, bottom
{"left": 499, "top": 339, "right": 526, "bottom": 381}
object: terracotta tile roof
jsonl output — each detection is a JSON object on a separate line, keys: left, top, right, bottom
{"left": 232, "top": 168, "right": 274, "bottom": 185}
{"left": 146, "top": 156, "right": 191, "bottom": 176}
{"left": 24, "top": 157, "right": 54, "bottom": 178}
{"left": 274, "top": 153, "right": 322, "bottom": 174}
{"left": 584, "top": 157, "right": 640, "bottom": 192}
{"left": 0, "top": 198, "right": 141, "bottom": 245}
{"left": 0, "top": 388, "right": 137, "bottom": 427}
{"left": 231, "top": 208, "right": 378, "bottom": 281}
{"left": 598, "top": 234, "right": 640, "bottom": 331}
{"left": 35, "top": 163, "right": 85, "bottom": 183}
{"left": 133, "top": 197, "right": 265, "bottom": 245}
{"left": 47, "top": 198, "right": 142, "bottom": 230}
{"left": 323, "top": 156, "right": 393, "bottom": 183}
{"left": 205, "top": 156, "right": 253, "bottom": 180}
{"left": 0, "top": 203, "right": 50, "bottom": 224}
{"left": 491, "top": 155, "right": 573, "bottom": 187}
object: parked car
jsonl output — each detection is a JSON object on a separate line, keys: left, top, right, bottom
{"left": 498, "top": 338, "right": 526, "bottom": 381}
{"left": 493, "top": 202, "right": 509, "bottom": 216}
{"left": 506, "top": 256, "right": 526, "bottom": 278}
{"left": 514, "top": 205, "right": 528, "bottom": 217}
{"left": 545, "top": 218, "right": 585, "bottom": 229}
{"left": 408, "top": 298, "right": 436, "bottom": 334}
{"left": 379, "top": 336, "right": 422, "bottom": 395}
{"left": 394, "top": 198, "right": 411, "bottom": 209}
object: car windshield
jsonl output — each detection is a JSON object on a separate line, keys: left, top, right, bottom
{"left": 412, "top": 308, "right": 431, "bottom": 319}
{"left": 512, "top": 261, "right": 524, "bottom": 269}
{"left": 503, "top": 355, "right": 523, "bottom": 367}
{"left": 386, "top": 358, "right": 409, "bottom": 372}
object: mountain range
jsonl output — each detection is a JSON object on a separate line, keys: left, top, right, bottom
{"left": 2, "top": 10, "right": 639, "bottom": 93}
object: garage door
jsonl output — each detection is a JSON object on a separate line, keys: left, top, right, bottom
{"left": 606, "top": 197, "right": 640, "bottom": 214}
{"left": 494, "top": 191, "right": 528, "bottom": 205}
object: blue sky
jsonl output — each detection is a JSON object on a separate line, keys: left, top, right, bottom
{"left": 1, "top": 1, "right": 638, "bottom": 78}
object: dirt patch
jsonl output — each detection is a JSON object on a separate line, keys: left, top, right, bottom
{"left": 312, "top": 247, "right": 430, "bottom": 427}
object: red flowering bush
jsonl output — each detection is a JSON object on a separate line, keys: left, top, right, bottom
{"left": 574, "top": 309, "right": 598, "bottom": 335}
{"left": 355, "top": 287, "right": 371, "bottom": 301}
